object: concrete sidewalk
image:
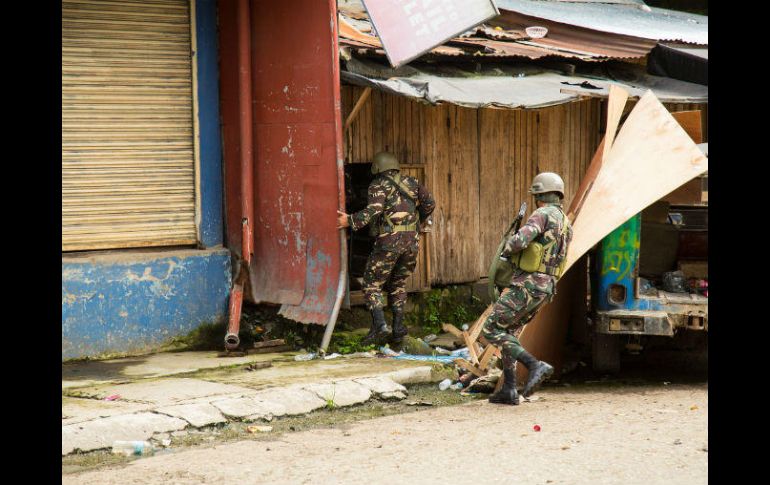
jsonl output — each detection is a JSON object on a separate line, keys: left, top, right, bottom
{"left": 62, "top": 351, "right": 450, "bottom": 456}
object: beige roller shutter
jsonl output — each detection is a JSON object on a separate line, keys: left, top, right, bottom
{"left": 62, "top": 0, "right": 198, "bottom": 251}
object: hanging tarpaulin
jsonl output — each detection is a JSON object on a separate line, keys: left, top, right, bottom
{"left": 361, "top": 0, "right": 500, "bottom": 67}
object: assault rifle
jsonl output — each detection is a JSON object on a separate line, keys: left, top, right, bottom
{"left": 487, "top": 201, "right": 527, "bottom": 300}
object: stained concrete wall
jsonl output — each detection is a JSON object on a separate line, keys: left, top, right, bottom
{"left": 62, "top": 249, "right": 231, "bottom": 360}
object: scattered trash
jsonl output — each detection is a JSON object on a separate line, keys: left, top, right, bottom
{"left": 343, "top": 351, "right": 376, "bottom": 359}
{"left": 379, "top": 346, "right": 400, "bottom": 357}
{"left": 449, "top": 347, "right": 471, "bottom": 360}
{"left": 160, "top": 439, "right": 172, "bottom": 447}
{"left": 405, "top": 400, "right": 434, "bottom": 406}
{"left": 461, "top": 324, "right": 469, "bottom": 332}
{"left": 112, "top": 440, "right": 155, "bottom": 457}
{"left": 662, "top": 271, "right": 687, "bottom": 293}
{"left": 245, "top": 361, "right": 273, "bottom": 371}
{"left": 523, "top": 395, "right": 541, "bottom": 403}
{"left": 533, "top": 425, "right": 541, "bottom": 432}
{"left": 638, "top": 277, "right": 658, "bottom": 296}
{"left": 663, "top": 381, "right": 671, "bottom": 385}
{"left": 323, "top": 353, "right": 342, "bottom": 360}
{"left": 294, "top": 353, "right": 317, "bottom": 361}
{"left": 438, "top": 378, "right": 453, "bottom": 391}
{"left": 103, "top": 394, "right": 121, "bottom": 402}
{"left": 247, "top": 425, "right": 273, "bottom": 434}
{"left": 690, "top": 405, "right": 699, "bottom": 411}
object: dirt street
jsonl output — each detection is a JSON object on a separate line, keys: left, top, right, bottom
{"left": 63, "top": 383, "right": 707, "bottom": 485}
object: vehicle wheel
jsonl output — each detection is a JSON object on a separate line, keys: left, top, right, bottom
{"left": 593, "top": 333, "right": 621, "bottom": 374}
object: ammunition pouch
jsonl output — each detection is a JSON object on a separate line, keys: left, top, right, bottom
{"left": 512, "top": 208, "right": 569, "bottom": 277}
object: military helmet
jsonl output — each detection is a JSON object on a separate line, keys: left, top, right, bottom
{"left": 371, "top": 151, "right": 400, "bottom": 174}
{"left": 530, "top": 172, "right": 565, "bottom": 198}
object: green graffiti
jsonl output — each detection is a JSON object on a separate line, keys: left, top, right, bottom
{"left": 600, "top": 215, "right": 640, "bottom": 282}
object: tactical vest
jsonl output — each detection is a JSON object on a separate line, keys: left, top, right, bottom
{"left": 369, "top": 173, "right": 419, "bottom": 236}
{"left": 513, "top": 205, "right": 570, "bottom": 277}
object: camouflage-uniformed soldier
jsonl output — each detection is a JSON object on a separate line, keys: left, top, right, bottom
{"left": 337, "top": 152, "right": 436, "bottom": 345}
{"left": 484, "top": 172, "right": 573, "bottom": 405}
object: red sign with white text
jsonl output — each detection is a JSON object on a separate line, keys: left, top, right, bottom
{"left": 361, "top": 0, "right": 499, "bottom": 67}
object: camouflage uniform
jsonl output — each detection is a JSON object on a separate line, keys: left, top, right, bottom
{"left": 349, "top": 169, "right": 435, "bottom": 311}
{"left": 482, "top": 203, "right": 573, "bottom": 360}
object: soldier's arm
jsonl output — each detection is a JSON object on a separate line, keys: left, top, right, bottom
{"left": 349, "top": 182, "right": 386, "bottom": 231}
{"left": 501, "top": 210, "right": 548, "bottom": 257}
{"left": 416, "top": 183, "right": 435, "bottom": 219}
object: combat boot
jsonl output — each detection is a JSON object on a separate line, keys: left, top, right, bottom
{"left": 517, "top": 350, "right": 554, "bottom": 397}
{"left": 362, "top": 307, "right": 391, "bottom": 345}
{"left": 390, "top": 308, "right": 408, "bottom": 344}
{"left": 489, "top": 352, "right": 519, "bottom": 405}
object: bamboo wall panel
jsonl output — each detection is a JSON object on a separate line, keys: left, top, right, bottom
{"left": 342, "top": 85, "right": 602, "bottom": 284}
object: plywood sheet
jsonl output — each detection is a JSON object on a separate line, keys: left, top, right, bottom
{"left": 516, "top": 90, "right": 708, "bottom": 372}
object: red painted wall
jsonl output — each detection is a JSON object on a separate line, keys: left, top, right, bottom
{"left": 219, "top": 0, "right": 344, "bottom": 324}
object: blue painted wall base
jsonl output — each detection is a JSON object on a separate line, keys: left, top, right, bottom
{"left": 62, "top": 248, "right": 231, "bottom": 360}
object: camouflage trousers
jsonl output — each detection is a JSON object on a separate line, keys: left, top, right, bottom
{"left": 363, "top": 234, "right": 419, "bottom": 311}
{"left": 481, "top": 284, "right": 550, "bottom": 360}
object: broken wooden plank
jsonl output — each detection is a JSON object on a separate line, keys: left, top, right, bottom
{"left": 463, "top": 331, "right": 480, "bottom": 364}
{"left": 253, "top": 339, "right": 286, "bottom": 349}
{"left": 455, "top": 358, "right": 484, "bottom": 377}
{"left": 478, "top": 345, "right": 496, "bottom": 371}
{"left": 477, "top": 336, "right": 501, "bottom": 358}
{"left": 442, "top": 323, "right": 463, "bottom": 337}
{"left": 247, "top": 345, "right": 295, "bottom": 354}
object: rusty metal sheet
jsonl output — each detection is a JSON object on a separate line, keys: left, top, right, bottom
{"left": 449, "top": 37, "right": 595, "bottom": 60}
{"left": 360, "top": 0, "right": 499, "bottom": 67}
{"left": 220, "top": 0, "right": 345, "bottom": 325}
{"left": 491, "top": 10, "right": 657, "bottom": 59}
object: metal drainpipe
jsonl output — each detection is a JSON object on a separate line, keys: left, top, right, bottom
{"left": 225, "top": 0, "right": 254, "bottom": 350}
{"left": 319, "top": 0, "right": 347, "bottom": 356}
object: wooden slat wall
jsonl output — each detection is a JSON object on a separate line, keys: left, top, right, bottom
{"left": 342, "top": 85, "right": 602, "bottom": 284}
{"left": 400, "top": 164, "right": 431, "bottom": 292}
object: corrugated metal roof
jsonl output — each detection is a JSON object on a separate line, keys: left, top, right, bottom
{"left": 492, "top": 10, "right": 657, "bottom": 59}
{"left": 339, "top": 6, "right": 656, "bottom": 62}
{"left": 341, "top": 57, "right": 708, "bottom": 109}
{"left": 496, "top": 0, "right": 707, "bottom": 45}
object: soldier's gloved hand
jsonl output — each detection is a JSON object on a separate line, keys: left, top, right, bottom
{"left": 337, "top": 210, "right": 350, "bottom": 229}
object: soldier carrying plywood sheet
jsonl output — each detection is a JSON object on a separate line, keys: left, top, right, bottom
{"left": 482, "top": 172, "right": 574, "bottom": 405}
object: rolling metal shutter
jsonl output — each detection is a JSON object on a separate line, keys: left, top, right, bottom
{"left": 62, "top": 0, "right": 198, "bottom": 251}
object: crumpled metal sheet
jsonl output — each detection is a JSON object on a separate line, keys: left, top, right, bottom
{"left": 341, "top": 57, "right": 708, "bottom": 110}
{"left": 496, "top": 0, "right": 707, "bottom": 44}
{"left": 338, "top": 7, "right": 657, "bottom": 62}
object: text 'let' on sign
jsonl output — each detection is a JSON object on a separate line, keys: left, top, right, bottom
{"left": 361, "top": 0, "right": 500, "bottom": 67}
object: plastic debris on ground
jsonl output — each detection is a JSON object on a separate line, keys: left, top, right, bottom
{"left": 112, "top": 440, "right": 154, "bottom": 456}
{"left": 247, "top": 425, "right": 273, "bottom": 433}
{"left": 103, "top": 394, "right": 121, "bottom": 401}
{"left": 377, "top": 345, "right": 464, "bottom": 364}
{"left": 294, "top": 353, "right": 317, "bottom": 361}
{"left": 342, "top": 351, "right": 376, "bottom": 358}
{"left": 323, "top": 353, "right": 342, "bottom": 360}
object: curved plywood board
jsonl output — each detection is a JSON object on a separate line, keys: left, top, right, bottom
{"left": 515, "top": 90, "right": 708, "bottom": 381}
